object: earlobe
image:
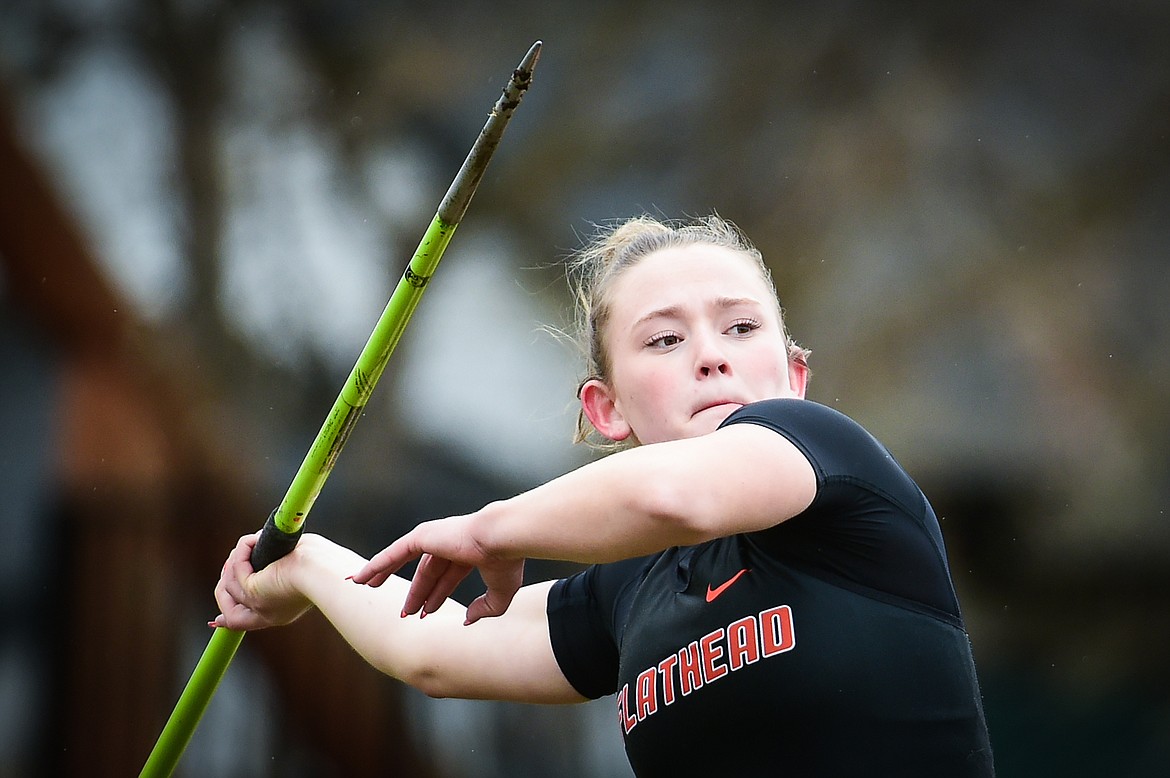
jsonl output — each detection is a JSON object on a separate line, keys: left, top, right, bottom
{"left": 580, "top": 379, "right": 632, "bottom": 442}
{"left": 788, "top": 357, "right": 810, "bottom": 399}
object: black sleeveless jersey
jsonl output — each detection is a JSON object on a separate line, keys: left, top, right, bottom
{"left": 547, "top": 399, "right": 994, "bottom": 777}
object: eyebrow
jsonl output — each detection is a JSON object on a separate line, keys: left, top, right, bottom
{"left": 633, "top": 296, "right": 764, "bottom": 328}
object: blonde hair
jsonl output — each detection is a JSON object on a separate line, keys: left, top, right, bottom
{"left": 566, "top": 214, "right": 809, "bottom": 449}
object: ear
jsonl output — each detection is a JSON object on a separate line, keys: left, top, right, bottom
{"left": 579, "top": 378, "right": 632, "bottom": 442}
{"left": 787, "top": 355, "right": 810, "bottom": 399}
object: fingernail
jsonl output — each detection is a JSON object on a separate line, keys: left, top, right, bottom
{"left": 345, "top": 575, "right": 354, "bottom": 582}
{"left": 400, "top": 609, "right": 408, "bottom": 619}
{"left": 208, "top": 621, "right": 219, "bottom": 629}
{"left": 419, "top": 609, "right": 428, "bottom": 620}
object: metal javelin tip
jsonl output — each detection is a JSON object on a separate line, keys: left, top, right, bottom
{"left": 437, "top": 41, "right": 543, "bottom": 222}
{"left": 521, "top": 41, "right": 543, "bottom": 72}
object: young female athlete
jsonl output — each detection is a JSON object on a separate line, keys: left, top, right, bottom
{"left": 213, "top": 214, "right": 995, "bottom": 776}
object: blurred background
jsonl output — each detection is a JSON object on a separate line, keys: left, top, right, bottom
{"left": 1, "top": 0, "right": 1168, "bottom": 775}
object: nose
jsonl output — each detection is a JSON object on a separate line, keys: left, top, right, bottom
{"left": 695, "top": 334, "right": 731, "bottom": 378}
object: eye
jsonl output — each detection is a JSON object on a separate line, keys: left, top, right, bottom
{"left": 727, "top": 318, "right": 761, "bottom": 336}
{"left": 645, "top": 330, "right": 683, "bottom": 349}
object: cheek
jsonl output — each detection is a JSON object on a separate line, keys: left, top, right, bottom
{"left": 639, "top": 368, "right": 679, "bottom": 406}
{"left": 743, "top": 352, "right": 791, "bottom": 389}
{"left": 617, "top": 366, "right": 675, "bottom": 421}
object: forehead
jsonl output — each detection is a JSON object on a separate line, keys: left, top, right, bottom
{"left": 607, "top": 244, "right": 776, "bottom": 321}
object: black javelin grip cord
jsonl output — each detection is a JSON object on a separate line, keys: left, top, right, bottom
{"left": 139, "top": 41, "right": 542, "bottom": 778}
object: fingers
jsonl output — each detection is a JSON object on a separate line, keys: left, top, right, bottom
{"left": 464, "top": 586, "right": 518, "bottom": 626}
{"left": 222, "top": 534, "right": 258, "bottom": 600}
{"left": 398, "top": 554, "right": 470, "bottom": 616}
{"left": 208, "top": 602, "right": 266, "bottom": 632}
{"left": 350, "top": 535, "right": 416, "bottom": 588}
{"left": 398, "top": 552, "right": 440, "bottom": 615}
{"left": 463, "top": 594, "right": 499, "bottom": 626}
{"left": 463, "top": 560, "right": 524, "bottom": 625}
{"left": 212, "top": 533, "right": 263, "bottom": 631}
{"left": 416, "top": 557, "right": 473, "bottom": 616}
{"left": 344, "top": 516, "right": 521, "bottom": 626}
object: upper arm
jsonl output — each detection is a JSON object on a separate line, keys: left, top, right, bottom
{"left": 642, "top": 421, "right": 817, "bottom": 539}
{"left": 406, "top": 580, "right": 586, "bottom": 704}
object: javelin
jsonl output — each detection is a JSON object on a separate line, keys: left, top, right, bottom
{"left": 140, "top": 40, "right": 542, "bottom": 777}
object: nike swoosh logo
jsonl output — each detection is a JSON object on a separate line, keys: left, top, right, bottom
{"left": 705, "top": 568, "right": 750, "bottom": 603}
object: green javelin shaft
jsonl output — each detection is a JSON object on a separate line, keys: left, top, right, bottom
{"left": 140, "top": 40, "right": 542, "bottom": 778}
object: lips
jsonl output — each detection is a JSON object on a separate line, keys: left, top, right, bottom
{"left": 693, "top": 400, "right": 743, "bottom": 417}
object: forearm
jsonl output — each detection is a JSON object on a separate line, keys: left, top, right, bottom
{"left": 289, "top": 535, "right": 577, "bottom": 702}
{"left": 287, "top": 535, "right": 463, "bottom": 690}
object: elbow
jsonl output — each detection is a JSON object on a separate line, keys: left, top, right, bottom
{"left": 363, "top": 616, "right": 483, "bottom": 700}
{"left": 397, "top": 659, "right": 457, "bottom": 699}
{"left": 365, "top": 641, "right": 456, "bottom": 699}
{"left": 413, "top": 670, "right": 455, "bottom": 700}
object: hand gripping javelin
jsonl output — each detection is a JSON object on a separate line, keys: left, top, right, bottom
{"left": 139, "top": 41, "right": 542, "bottom": 778}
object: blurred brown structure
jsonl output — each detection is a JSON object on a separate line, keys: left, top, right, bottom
{"left": 0, "top": 101, "right": 438, "bottom": 777}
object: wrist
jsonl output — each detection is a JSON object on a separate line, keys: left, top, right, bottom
{"left": 469, "top": 502, "right": 512, "bottom": 559}
{"left": 286, "top": 533, "right": 354, "bottom": 590}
